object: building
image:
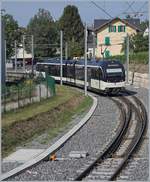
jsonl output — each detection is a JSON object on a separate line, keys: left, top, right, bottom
{"left": 94, "top": 17, "right": 141, "bottom": 58}
{"left": 11, "top": 44, "right": 32, "bottom": 67}
{"left": 87, "top": 27, "right": 95, "bottom": 59}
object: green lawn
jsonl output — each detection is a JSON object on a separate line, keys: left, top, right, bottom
{"left": 2, "top": 85, "right": 93, "bottom": 157}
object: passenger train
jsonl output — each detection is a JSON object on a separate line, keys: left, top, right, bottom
{"left": 36, "top": 59, "right": 126, "bottom": 94}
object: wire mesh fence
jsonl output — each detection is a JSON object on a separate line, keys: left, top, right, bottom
{"left": 2, "top": 74, "right": 56, "bottom": 113}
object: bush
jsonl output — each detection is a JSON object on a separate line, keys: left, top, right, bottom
{"left": 108, "top": 51, "right": 148, "bottom": 64}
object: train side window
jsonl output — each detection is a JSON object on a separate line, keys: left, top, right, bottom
{"left": 99, "top": 68, "right": 102, "bottom": 77}
{"left": 91, "top": 68, "right": 99, "bottom": 80}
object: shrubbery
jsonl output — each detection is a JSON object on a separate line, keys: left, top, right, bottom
{"left": 108, "top": 51, "right": 148, "bottom": 64}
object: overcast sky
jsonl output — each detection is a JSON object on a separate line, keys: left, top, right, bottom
{"left": 2, "top": 0, "right": 148, "bottom": 27}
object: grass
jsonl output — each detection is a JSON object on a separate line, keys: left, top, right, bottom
{"left": 2, "top": 85, "right": 93, "bottom": 157}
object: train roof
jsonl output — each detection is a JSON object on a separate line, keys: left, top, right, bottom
{"left": 36, "top": 59, "right": 123, "bottom": 68}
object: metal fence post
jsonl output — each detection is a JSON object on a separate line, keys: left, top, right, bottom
{"left": 84, "top": 23, "right": 88, "bottom": 96}
{"left": 60, "top": 30, "right": 63, "bottom": 85}
{"left": 126, "top": 34, "right": 129, "bottom": 84}
{"left": 39, "top": 84, "right": 41, "bottom": 101}
{"left": 31, "top": 35, "right": 34, "bottom": 75}
{"left": 17, "top": 86, "right": 19, "bottom": 108}
{"left": 30, "top": 79, "right": 32, "bottom": 103}
{"left": 92, "top": 25, "right": 96, "bottom": 61}
{"left": 65, "top": 42, "right": 68, "bottom": 60}
{"left": 23, "top": 35, "right": 25, "bottom": 72}
{"left": 15, "top": 40, "right": 17, "bottom": 72}
{"left": 46, "top": 75, "right": 48, "bottom": 98}
{"left": 3, "top": 86, "right": 6, "bottom": 113}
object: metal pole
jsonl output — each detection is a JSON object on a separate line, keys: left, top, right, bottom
{"left": 5, "top": 40, "right": 7, "bottom": 78}
{"left": 126, "top": 34, "right": 129, "bottom": 83}
{"left": 31, "top": 35, "right": 34, "bottom": 74}
{"left": 93, "top": 24, "right": 96, "bottom": 61}
{"left": 65, "top": 42, "right": 68, "bottom": 60}
{"left": 84, "top": 24, "right": 87, "bottom": 96}
{"left": 1, "top": 10, "right": 6, "bottom": 87}
{"left": 15, "top": 40, "right": 17, "bottom": 72}
{"left": 60, "top": 30, "right": 63, "bottom": 85}
{"left": 23, "top": 35, "right": 25, "bottom": 72}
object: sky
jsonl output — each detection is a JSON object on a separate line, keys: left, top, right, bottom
{"left": 1, "top": 0, "right": 149, "bottom": 27}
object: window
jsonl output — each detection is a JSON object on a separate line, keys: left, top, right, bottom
{"left": 91, "top": 68, "right": 101, "bottom": 80}
{"left": 105, "top": 37, "right": 110, "bottom": 45}
{"left": 108, "top": 25, "right": 116, "bottom": 32}
{"left": 118, "top": 25, "right": 126, "bottom": 32}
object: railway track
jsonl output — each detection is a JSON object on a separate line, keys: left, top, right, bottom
{"left": 1, "top": 84, "right": 147, "bottom": 181}
{"left": 74, "top": 92, "right": 147, "bottom": 181}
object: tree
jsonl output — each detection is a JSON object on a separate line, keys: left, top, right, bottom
{"left": 2, "top": 14, "right": 20, "bottom": 59}
{"left": 121, "top": 19, "right": 149, "bottom": 53}
{"left": 59, "top": 5, "right": 84, "bottom": 58}
{"left": 26, "top": 8, "right": 58, "bottom": 58}
{"left": 139, "top": 20, "right": 149, "bottom": 31}
{"left": 126, "top": 15, "right": 131, "bottom": 19}
{"left": 130, "top": 33, "right": 148, "bottom": 52}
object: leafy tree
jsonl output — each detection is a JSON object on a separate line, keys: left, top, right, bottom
{"left": 130, "top": 33, "right": 148, "bottom": 52}
{"left": 59, "top": 5, "right": 84, "bottom": 58}
{"left": 126, "top": 15, "right": 131, "bottom": 19}
{"left": 122, "top": 19, "right": 149, "bottom": 53}
{"left": 26, "top": 8, "right": 58, "bottom": 58}
{"left": 139, "top": 20, "right": 149, "bottom": 31}
{"left": 2, "top": 14, "right": 20, "bottom": 59}
{"left": 122, "top": 32, "right": 148, "bottom": 53}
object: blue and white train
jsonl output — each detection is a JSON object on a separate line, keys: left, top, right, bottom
{"left": 36, "top": 59, "right": 125, "bottom": 94}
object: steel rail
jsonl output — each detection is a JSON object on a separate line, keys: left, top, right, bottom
{"left": 109, "top": 93, "right": 147, "bottom": 180}
{"left": 73, "top": 88, "right": 147, "bottom": 181}
{"left": 74, "top": 94, "right": 132, "bottom": 181}
{"left": 2, "top": 81, "right": 147, "bottom": 181}
{"left": 109, "top": 94, "right": 147, "bottom": 180}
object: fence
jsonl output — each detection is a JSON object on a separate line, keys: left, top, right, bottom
{"left": 1, "top": 74, "right": 55, "bottom": 113}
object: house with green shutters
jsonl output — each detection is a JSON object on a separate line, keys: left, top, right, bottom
{"left": 94, "top": 17, "right": 141, "bottom": 58}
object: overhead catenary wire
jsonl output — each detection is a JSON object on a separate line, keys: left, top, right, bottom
{"left": 125, "top": 1, "right": 135, "bottom": 14}
{"left": 90, "top": 1, "right": 113, "bottom": 19}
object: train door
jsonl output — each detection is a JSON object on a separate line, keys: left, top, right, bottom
{"left": 73, "top": 62, "right": 76, "bottom": 84}
{"left": 87, "top": 67, "right": 91, "bottom": 87}
{"left": 98, "top": 68, "right": 103, "bottom": 89}
{"left": 63, "top": 62, "right": 68, "bottom": 82}
{"left": 91, "top": 67, "right": 101, "bottom": 89}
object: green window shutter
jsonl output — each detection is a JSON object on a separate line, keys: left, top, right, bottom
{"left": 105, "top": 37, "right": 110, "bottom": 45}
{"left": 124, "top": 26, "right": 126, "bottom": 32}
{"left": 118, "top": 26, "right": 120, "bottom": 32}
{"left": 114, "top": 26, "right": 116, "bottom": 32}
{"left": 109, "top": 26, "right": 111, "bottom": 32}
{"left": 96, "top": 38, "right": 98, "bottom": 45}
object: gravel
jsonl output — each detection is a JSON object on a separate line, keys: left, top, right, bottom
{"left": 2, "top": 162, "right": 23, "bottom": 174}
{"left": 4, "top": 85, "right": 148, "bottom": 181}
{"left": 7, "top": 93, "right": 121, "bottom": 181}
{"left": 118, "top": 85, "right": 149, "bottom": 181}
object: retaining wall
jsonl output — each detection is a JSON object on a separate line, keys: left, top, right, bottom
{"left": 129, "top": 71, "right": 149, "bottom": 89}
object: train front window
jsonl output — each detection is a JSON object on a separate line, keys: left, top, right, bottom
{"left": 106, "top": 68, "right": 123, "bottom": 77}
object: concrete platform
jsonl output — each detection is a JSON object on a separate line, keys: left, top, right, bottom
{"left": 3, "top": 149, "right": 45, "bottom": 163}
